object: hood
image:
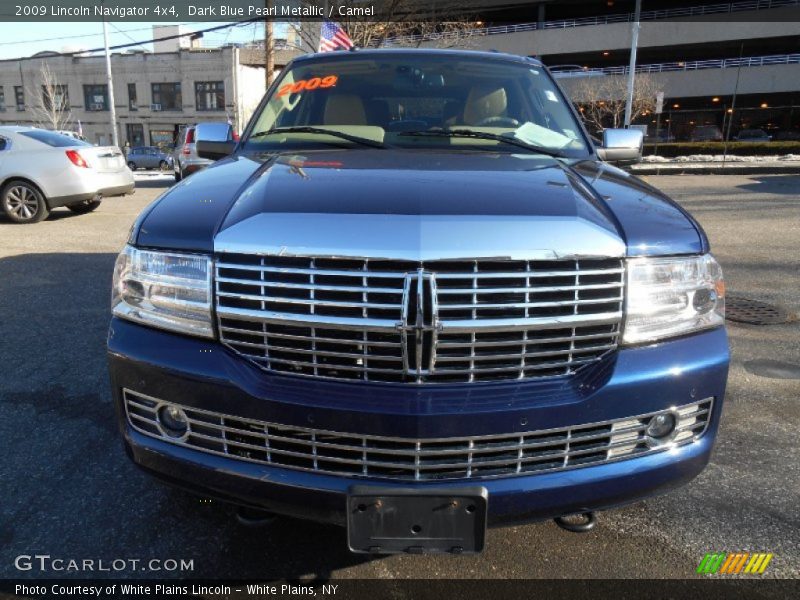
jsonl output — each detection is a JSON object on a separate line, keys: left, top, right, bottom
{"left": 134, "top": 149, "right": 702, "bottom": 259}
{"left": 570, "top": 160, "right": 707, "bottom": 256}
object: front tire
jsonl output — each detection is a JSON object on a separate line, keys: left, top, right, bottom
{"left": 66, "top": 199, "right": 102, "bottom": 214}
{"left": 127, "top": 161, "right": 137, "bottom": 171}
{"left": 159, "top": 160, "right": 169, "bottom": 171}
{"left": 1, "top": 180, "right": 49, "bottom": 223}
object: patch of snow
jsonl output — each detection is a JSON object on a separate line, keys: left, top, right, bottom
{"left": 642, "top": 154, "right": 800, "bottom": 163}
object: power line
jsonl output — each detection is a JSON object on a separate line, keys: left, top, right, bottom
{"left": 5, "top": 20, "right": 259, "bottom": 62}
{"left": 108, "top": 22, "right": 150, "bottom": 52}
{"left": 107, "top": 22, "right": 187, "bottom": 78}
{"left": 0, "top": 22, "right": 208, "bottom": 47}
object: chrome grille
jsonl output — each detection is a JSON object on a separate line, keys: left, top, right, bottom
{"left": 215, "top": 255, "right": 624, "bottom": 383}
{"left": 125, "top": 389, "right": 713, "bottom": 481}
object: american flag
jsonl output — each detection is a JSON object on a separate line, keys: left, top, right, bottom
{"left": 318, "top": 21, "right": 353, "bottom": 52}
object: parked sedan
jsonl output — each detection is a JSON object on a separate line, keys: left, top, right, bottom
{"left": 0, "top": 126, "right": 134, "bottom": 223}
{"left": 735, "top": 129, "right": 772, "bottom": 143}
{"left": 126, "top": 146, "right": 173, "bottom": 171}
{"left": 689, "top": 125, "right": 723, "bottom": 142}
{"left": 644, "top": 132, "right": 676, "bottom": 143}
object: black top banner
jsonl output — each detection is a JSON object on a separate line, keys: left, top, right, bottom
{"left": 1, "top": 0, "right": 799, "bottom": 22}
{"left": 1, "top": 1, "right": 468, "bottom": 23}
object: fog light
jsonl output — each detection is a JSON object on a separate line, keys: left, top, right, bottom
{"left": 646, "top": 412, "right": 677, "bottom": 441}
{"left": 692, "top": 288, "right": 716, "bottom": 314}
{"left": 157, "top": 404, "right": 188, "bottom": 438}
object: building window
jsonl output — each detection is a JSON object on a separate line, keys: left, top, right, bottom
{"left": 149, "top": 128, "right": 175, "bottom": 147}
{"left": 83, "top": 84, "right": 109, "bottom": 111}
{"left": 0, "top": 87, "right": 5, "bottom": 112}
{"left": 126, "top": 123, "right": 144, "bottom": 146}
{"left": 151, "top": 82, "right": 181, "bottom": 111}
{"left": 128, "top": 83, "right": 138, "bottom": 111}
{"left": 42, "top": 84, "right": 69, "bottom": 112}
{"left": 195, "top": 81, "right": 224, "bottom": 111}
{"left": 15, "top": 86, "right": 24, "bottom": 111}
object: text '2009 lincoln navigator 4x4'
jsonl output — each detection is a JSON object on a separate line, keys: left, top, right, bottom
{"left": 108, "top": 49, "right": 728, "bottom": 554}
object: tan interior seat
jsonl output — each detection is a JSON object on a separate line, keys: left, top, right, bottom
{"left": 462, "top": 85, "right": 508, "bottom": 125}
{"left": 324, "top": 94, "right": 368, "bottom": 125}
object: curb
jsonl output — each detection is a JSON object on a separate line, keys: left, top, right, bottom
{"left": 630, "top": 164, "right": 800, "bottom": 175}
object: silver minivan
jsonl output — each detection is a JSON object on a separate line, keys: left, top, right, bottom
{"left": 172, "top": 125, "right": 213, "bottom": 182}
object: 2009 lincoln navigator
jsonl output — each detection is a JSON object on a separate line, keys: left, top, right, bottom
{"left": 108, "top": 49, "right": 728, "bottom": 554}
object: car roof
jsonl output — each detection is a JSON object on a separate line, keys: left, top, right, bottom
{"left": 0, "top": 125, "right": 42, "bottom": 134}
{"left": 291, "top": 47, "right": 542, "bottom": 67}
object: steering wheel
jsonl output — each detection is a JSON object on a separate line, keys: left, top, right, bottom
{"left": 475, "top": 116, "right": 520, "bottom": 127}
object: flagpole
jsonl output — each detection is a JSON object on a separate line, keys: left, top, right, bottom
{"left": 321, "top": 1, "right": 328, "bottom": 52}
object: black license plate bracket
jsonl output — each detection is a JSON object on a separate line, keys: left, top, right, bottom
{"left": 347, "top": 485, "right": 488, "bottom": 555}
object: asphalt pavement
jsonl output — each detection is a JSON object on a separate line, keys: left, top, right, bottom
{"left": 1, "top": 173, "right": 798, "bottom": 581}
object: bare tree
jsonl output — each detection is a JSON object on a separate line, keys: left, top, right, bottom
{"left": 567, "top": 73, "right": 659, "bottom": 133}
{"left": 27, "top": 62, "right": 72, "bottom": 131}
{"left": 264, "top": 1, "right": 275, "bottom": 86}
{"left": 289, "top": 1, "right": 482, "bottom": 51}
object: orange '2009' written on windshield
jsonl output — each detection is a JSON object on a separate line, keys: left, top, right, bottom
{"left": 276, "top": 75, "right": 339, "bottom": 98}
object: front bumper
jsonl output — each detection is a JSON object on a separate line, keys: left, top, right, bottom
{"left": 108, "top": 318, "right": 729, "bottom": 526}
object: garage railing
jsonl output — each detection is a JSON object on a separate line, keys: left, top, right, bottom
{"left": 551, "top": 53, "right": 800, "bottom": 77}
{"left": 379, "top": 0, "right": 799, "bottom": 45}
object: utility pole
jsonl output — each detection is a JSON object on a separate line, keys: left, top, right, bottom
{"left": 623, "top": 0, "right": 641, "bottom": 128}
{"left": 264, "top": 1, "right": 274, "bottom": 87}
{"left": 102, "top": 18, "right": 119, "bottom": 147}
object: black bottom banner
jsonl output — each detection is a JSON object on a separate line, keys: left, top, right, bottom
{"left": 2, "top": 579, "right": 798, "bottom": 600}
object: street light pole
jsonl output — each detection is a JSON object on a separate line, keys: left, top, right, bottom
{"left": 723, "top": 42, "right": 745, "bottom": 166}
{"left": 623, "top": 0, "right": 641, "bottom": 128}
{"left": 102, "top": 18, "right": 119, "bottom": 147}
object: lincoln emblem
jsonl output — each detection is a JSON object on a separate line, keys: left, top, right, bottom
{"left": 398, "top": 269, "right": 440, "bottom": 380}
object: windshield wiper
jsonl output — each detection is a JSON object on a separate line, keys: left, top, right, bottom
{"left": 397, "top": 129, "right": 564, "bottom": 157}
{"left": 249, "top": 126, "right": 389, "bottom": 149}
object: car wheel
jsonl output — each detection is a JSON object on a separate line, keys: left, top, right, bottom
{"left": 159, "top": 160, "right": 169, "bottom": 171}
{"left": 127, "top": 161, "right": 137, "bottom": 170}
{"left": 66, "top": 199, "right": 102, "bottom": 214}
{"left": 1, "top": 180, "right": 50, "bottom": 224}
{"left": 174, "top": 169, "right": 182, "bottom": 182}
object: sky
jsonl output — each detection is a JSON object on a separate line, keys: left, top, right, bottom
{"left": 0, "top": 21, "right": 280, "bottom": 60}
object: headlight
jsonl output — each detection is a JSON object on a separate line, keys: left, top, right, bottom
{"left": 623, "top": 254, "right": 725, "bottom": 344}
{"left": 112, "top": 245, "right": 213, "bottom": 338}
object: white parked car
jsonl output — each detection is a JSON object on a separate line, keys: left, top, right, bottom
{"left": 0, "top": 126, "right": 134, "bottom": 223}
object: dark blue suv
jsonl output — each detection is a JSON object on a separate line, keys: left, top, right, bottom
{"left": 108, "top": 49, "right": 728, "bottom": 554}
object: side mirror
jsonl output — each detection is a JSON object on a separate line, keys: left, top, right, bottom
{"left": 195, "top": 122, "right": 236, "bottom": 160}
{"left": 596, "top": 128, "right": 644, "bottom": 165}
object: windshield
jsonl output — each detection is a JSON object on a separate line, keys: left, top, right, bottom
{"left": 244, "top": 53, "right": 590, "bottom": 158}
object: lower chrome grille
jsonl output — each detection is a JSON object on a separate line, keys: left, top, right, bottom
{"left": 215, "top": 255, "right": 624, "bottom": 383}
{"left": 125, "top": 389, "right": 713, "bottom": 481}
